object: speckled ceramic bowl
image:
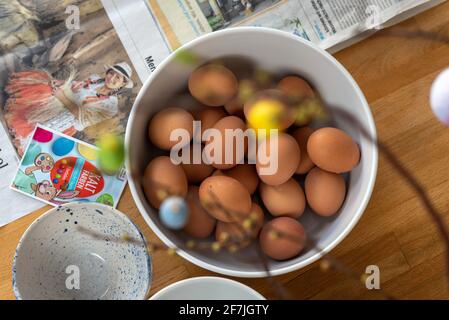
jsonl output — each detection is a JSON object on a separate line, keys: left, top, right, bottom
{"left": 13, "top": 203, "right": 152, "bottom": 300}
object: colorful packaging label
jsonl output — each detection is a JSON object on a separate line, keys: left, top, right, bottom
{"left": 10, "top": 125, "right": 126, "bottom": 207}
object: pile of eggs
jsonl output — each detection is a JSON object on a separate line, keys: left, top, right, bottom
{"left": 143, "top": 61, "right": 361, "bottom": 261}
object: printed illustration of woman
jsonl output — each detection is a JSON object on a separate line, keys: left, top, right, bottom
{"left": 3, "top": 62, "right": 134, "bottom": 155}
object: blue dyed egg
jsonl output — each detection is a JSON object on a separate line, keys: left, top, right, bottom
{"left": 52, "top": 138, "right": 75, "bottom": 156}
{"left": 159, "top": 197, "right": 189, "bottom": 230}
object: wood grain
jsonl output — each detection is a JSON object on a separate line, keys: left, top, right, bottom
{"left": 2, "top": 2, "right": 449, "bottom": 300}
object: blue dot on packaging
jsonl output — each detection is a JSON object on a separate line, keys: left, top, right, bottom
{"left": 52, "top": 137, "right": 75, "bottom": 156}
{"left": 159, "top": 196, "right": 189, "bottom": 230}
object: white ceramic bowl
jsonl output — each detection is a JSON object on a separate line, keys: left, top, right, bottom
{"left": 13, "top": 203, "right": 152, "bottom": 300}
{"left": 150, "top": 276, "right": 265, "bottom": 300}
{"left": 126, "top": 27, "right": 378, "bottom": 277}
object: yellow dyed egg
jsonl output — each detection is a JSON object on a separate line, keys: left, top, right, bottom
{"left": 247, "top": 99, "right": 285, "bottom": 131}
{"left": 244, "top": 89, "right": 294, "bottom": 132}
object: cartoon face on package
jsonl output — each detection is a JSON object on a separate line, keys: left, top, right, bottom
{"left": 11, "top": 126, "right": 126, "bottom": 207}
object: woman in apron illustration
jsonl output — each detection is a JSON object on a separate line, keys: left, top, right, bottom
{"left": 3, "top": 62, "right": 134, "bottom": 155}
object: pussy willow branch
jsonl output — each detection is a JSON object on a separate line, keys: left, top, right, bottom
{"left": 308, "top": 238, "right": 396, "bottom": 300}
{"left": 86, "top": 27, "right": 449, "bottom": 299}
{"left": 206, "top": 189, "right": 292, "bottom": 299}
{"left": 383, "top": 28, "right": 449, "bottom": 45}
{"left": 97, "top": 102, "right": 449, "bottom": 298}
{"left": 81, "top": 175, "right": 399, "bottom": 299}
{"left": 330, "top": 106, "right": 449, "bottom": 287}
{"left": 207, "top": 187, "right": 396, "bottom": 299}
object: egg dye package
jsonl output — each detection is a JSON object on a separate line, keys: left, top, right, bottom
{"left": 10, "top": 125, "right": 127, "bottom": 207}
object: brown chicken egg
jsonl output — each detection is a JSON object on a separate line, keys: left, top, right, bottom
{"left": 215, "top": 202, "right": 265, "bottom": 246}
{"left": 259, "top": 178, "right": 306, "bottom": 218}
{"left": 192, "top": 107, "right": 226, "bottom": 141}
{"left": 143, "top": 156, "right": 188, "bottom": 208}
{"left": 259, "top": 217, "right": 307, "bottom": 260}
{"left": 181, "top": 144, "right": 214, "bottom": 183}
{"left": 277, "top": 76, "right": 315, "bottom": 101}
{"left": 307, "top": 127, "right": 360, "bottom": 173}
{"left": 184, "top": 186, "right": 216, "bottom": 238}
{"left": 199, "top": 175, "right": 251, "bottom": 223}
{"left": 188, "top": 64, "right": 238, "bottom": 107}
{"left": 292, "top": 127, "right": 315, "bottom": 174}
{"left": 224, "top": 97, "right": 244, "bottom": 117}
{"left": 305, "top": 167, "right": 346, "bottom": 216}
{"left": 256, "top": 133, "right": 300, "bottom": 186}
{"left": 244, "top": 89, "right": 295, "bottom": 130}
{"left": 204, "top": 116, "right": 247, "bottom": 170}
{"left": 213, "top": 164, "right": 259, "bottom": 194}
{"left": 148, "top": 107, "right": 194, "bottom": 150}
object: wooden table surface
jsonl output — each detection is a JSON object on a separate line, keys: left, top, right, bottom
{"left": 2, "top": 3, "right": 449, "bottom": 300}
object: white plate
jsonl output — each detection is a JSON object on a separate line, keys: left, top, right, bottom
{"left": 150, "top": 277, "right": 265, "bottom": 300}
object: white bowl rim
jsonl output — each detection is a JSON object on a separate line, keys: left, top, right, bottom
{"left": 12, "top": 202, "right": 152, "bottom": 300}
{"left": 149, "top": 276, "right": 265, "bottom": 300}
{"left": 126, "top": 26, "right": 378, "bottom": 278}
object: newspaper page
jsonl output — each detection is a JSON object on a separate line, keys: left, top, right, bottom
{"left": 102, "top": 0, "right": 445, "bottom": 83}
{"left": 0, "top": 0, "right": 142, "bottom": 225}
{"left": 0, "top": 123, "right": 42, "bottom": 226}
